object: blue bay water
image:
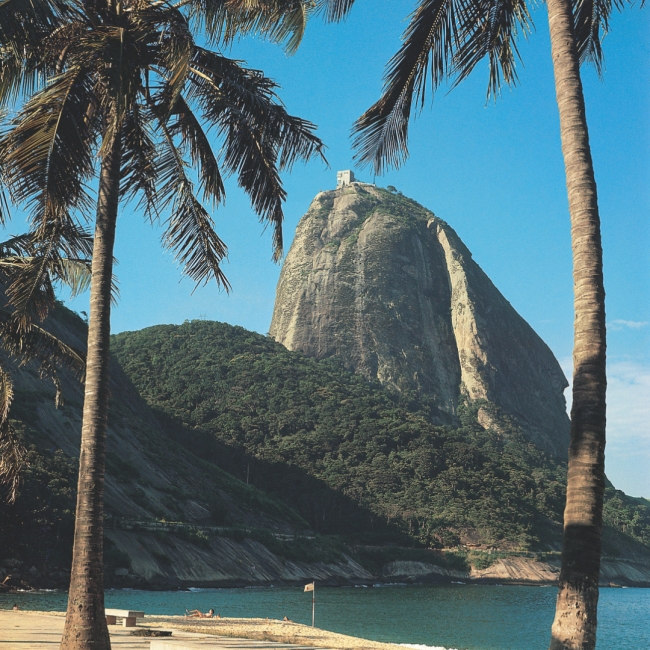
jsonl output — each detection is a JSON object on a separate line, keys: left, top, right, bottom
{"left": 1, "top": 585, "right": 647, "bottom": 650}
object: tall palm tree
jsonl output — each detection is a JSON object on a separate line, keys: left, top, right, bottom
{"left": 0, "top": 1, "right": 326, "bottom": 646}
{"left": 318, "top": 0, "right": 640, "bottom": 647}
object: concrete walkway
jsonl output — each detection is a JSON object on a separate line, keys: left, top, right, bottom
{"left": 0, "top": 612, "right": 322, "bottom": 650}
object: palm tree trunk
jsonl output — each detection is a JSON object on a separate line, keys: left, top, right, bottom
{"left": 546, "top": 0, "right": 607, "bottom": 648}
{"left": 60, "top": 132, "right": 122, "bottom": 650}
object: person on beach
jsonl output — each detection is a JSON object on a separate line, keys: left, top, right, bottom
{"left": 12, "top": 604, "right": 19, "bottom": 611}
{"left": 185, "top": 608, "right": 215, "bottom": 618}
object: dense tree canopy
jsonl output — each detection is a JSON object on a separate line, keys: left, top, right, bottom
{"left": 113, "top": 320, "right": 650, "bottom": 553}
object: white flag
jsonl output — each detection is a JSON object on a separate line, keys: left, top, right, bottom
{"left": 304, "top": 582, "right": 314, "bottom": 592}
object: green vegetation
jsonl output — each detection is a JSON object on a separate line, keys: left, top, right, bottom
{"left": 0, "top": 431, "right": 77, "bottom": 568}
{"left": 351, "top": 546, "right": 469, "bottom": 574}
{"left": 4, "top": 312, "right": 647, "bottom": 576}
{"left": 601, "top": 486, "right": 650, "bottom": 557}
{"left": 371, "top": 187, "right": 435, "bottom": 226}
{"left": 112, "top": 320, "right": 650, "bottom": 554}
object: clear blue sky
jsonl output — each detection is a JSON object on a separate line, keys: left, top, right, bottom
{"left": 15, "top": 2, "right": 650, "bottom": 495}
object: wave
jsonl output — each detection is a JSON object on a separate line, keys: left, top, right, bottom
{"left": 398, "top": 643, "right": 456, "bottom": 650}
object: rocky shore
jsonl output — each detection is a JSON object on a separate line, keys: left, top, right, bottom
{"left": 3, "top": 552, "right": 649, "bottom": 593}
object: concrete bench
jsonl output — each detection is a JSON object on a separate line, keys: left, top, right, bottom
{"left": 105, "top": 608, "right": 145, "bottom": 627}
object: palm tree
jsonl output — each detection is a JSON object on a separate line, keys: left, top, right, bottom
{"left": 0, "top": 1, "right": 325, "bottom": 646}
{"left": 318, "top": 0, "right": 639, "bottom": 646}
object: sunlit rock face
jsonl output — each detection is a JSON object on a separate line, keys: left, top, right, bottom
{"left": 270, "top": 184, "right": 570, "bottom": 458}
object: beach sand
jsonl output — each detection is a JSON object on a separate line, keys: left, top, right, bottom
{"left": 0, "top": 610, "right": 406, "bottom": 650}
{"left": 146, "top": 616, "right": 406, "bottom": 650}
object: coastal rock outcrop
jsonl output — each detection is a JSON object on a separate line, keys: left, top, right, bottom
{"left": 270, "top": 184, "right": 570, "bottom": 458}
{"left": 468, "top": 556, "right": 650, "bottom": 587}
{"left": 381, "top": 560, "right": 467, "bottom": 583}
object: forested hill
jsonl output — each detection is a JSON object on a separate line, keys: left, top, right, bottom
{"left": 112, "top": 320, "right": 650, "bottom": 555}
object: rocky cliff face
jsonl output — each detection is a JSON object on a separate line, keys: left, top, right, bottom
{"left": 270, "top": 184, "right": 570, "bottom": 458}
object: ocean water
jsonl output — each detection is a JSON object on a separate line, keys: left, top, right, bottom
{"left": 1, "top": 584, "right": 647, "bottom": 650}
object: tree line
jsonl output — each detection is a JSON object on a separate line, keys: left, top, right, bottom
{"left": 112, "top": 320, "right": 650, "bottom": 553}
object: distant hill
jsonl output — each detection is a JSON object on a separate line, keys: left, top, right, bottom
{"left": 1, "top": 308, "right": 649, "bottom": 589}
{"left": 112, "top": 320, "right": 650, "bottom": 556}
{"left": 0, "top": 306, "right": 346, "bottom": 591}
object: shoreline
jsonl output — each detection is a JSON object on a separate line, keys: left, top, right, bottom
{"left": 2, "top": 575, "right": 650, "bottom": 594}
{"left": 2, "top": 582, "right": 649, "bottom": 594}
{"left": 4, "top": 548, "right": 649, "bottom": 592}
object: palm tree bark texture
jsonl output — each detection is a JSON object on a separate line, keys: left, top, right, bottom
{"left": 546, "top": 0, "right": 607, "bottom": 647}
{"left": 60, "top": 134, "right": 122, "bottom": 650}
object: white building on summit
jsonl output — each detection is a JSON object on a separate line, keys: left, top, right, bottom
{"left": 336, "top": 170, "right": 355, "bottom": 188}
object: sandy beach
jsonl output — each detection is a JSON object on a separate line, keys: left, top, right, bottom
{"left": 0, "top": 610, "right": 406, "bottom": 650}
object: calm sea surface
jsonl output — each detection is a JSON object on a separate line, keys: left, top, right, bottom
{"left": 1, "top": 585, "right": 647, "bottom": 650}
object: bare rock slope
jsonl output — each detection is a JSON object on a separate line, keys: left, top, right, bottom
{"left": 4, "top": 307, "right": 373, "bottom": 589}
{"left": 270, "top": 184, "right": 570, "bottom": 458}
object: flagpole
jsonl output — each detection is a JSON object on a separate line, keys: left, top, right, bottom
{"left": 304, "top": 581, "right": 315, "bottom": 627}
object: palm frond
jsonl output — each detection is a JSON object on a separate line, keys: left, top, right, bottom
{"left": 76, "top": 25, "right": 145, "bottom": 157}
{"left": 315, "top": 0, "right": 356, "bottom": 22}
{"left": 121, "top": 104, "right": 159, "bottom": 218}
{"left": 0, "top": 361, "right": 21, "bottom": 504}
{"left": 0, "top": 67, "right": 97, "bottom": 229}
{"left": 222, "top": 117, "right": 286, "bottom": 258}
{"left": 168, "top": 95, "right": 225, "bottom": 207}
{"left": 1, "top": 252, "right": 56, "bottom": 324}
{"left": 0, "top": 0, "right": 66, "bottom": 51}
{"left": 0, "top": 224, "right": 92, "bottom": 326}
{"left": 0, "top": 7, "right": 90, "bottom": 108}
{"left": 261, "top": 0, "right": 312, "bottom": 55}
{"left": 0, "top": 311, "right": 86, "bottom": 381}
{"left": 0, "top": 114, "right": 10, "bottom": 226}
{"left": 0, "top": 416, "right": 24, "bottom": 504}
{"left": 155, "top": 9, "right": 194, "bottom": 116}
{"left": 352, "top": 0, "right": 457, "bottom": 175}
{"left": 189, "top": 47, "right": 281, "bottom": 115}
{"left": 155, "top": 119, "right": 230, "bottom": 288}
{"left": 190, "top": 48, "right": 325, "bottom": 258}
{"left": 0, "top": 234, "right": 36, "bottom": 258}
{"left": 188, "top": 0, "right": 315, "bottom": 54}
{"left": 0, "top": 51, "right": 46, "bottom": 108}
{"left": 572, "top": 0, "right": 626, "bottom": 73}
{"left": 0, "top": 363, "right": 13, "bottom": 423}
{"left": 452, "top": 0, "right": 532, "bottom": 100}
{"left": 56, "top": 257, "right": 92, "bottom": 298}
